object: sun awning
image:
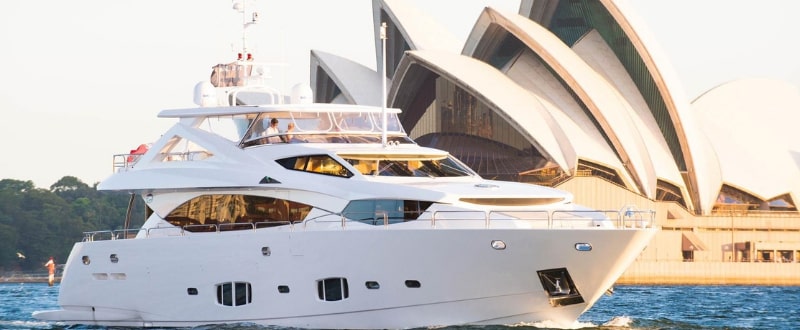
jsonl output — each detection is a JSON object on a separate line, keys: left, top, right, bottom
{"left": 682, "top": 231, "right": 708, "bottom": 251}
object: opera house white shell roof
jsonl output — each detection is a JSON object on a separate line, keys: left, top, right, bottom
{"left": 308, "top": 0, "right": 800, "bottom": 215}
{"left": 693, "top": 78, "right": 800, "bottom": 204}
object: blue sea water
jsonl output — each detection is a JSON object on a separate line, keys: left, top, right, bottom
{"left": 1, "top": 283, "right": 798, "bottom": 329}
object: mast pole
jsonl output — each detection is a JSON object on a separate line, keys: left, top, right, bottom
{"left": 380, "top": 22, "right": 388, "bottom": 147}
{"left": 242, "top": 2, "right": 247, "bottom": 56}
{"left": 233, "top": 0, "right": 258, "bottom": 59}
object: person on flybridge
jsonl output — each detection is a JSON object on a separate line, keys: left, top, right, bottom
{"left": 284, "top": 122, "right": 296, "bottom": 143}
{"left": 265, "top": 118, "right": 281, "bottom": 143}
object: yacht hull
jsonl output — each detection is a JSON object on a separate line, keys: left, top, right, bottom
{"left": 34, "top": 226, "right": 656, "bottom": 328}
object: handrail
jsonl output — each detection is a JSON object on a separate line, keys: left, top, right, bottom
{"left": 111, "top": 154, "right": 138, "bottom": 173}
{"left": 115, "top": 229, "right": 143, "bottom": 240}
{"left": 240, "top": 132, "right": 413, "bottom": 147}
{"left": 340, "top": 211, "right": 394, "bottom": 226}
{"left": 112, "top": 150, "right": 213, "bottom": 173}
{"left": 80, "top": 208, "right": 656, "bottom": 242}
{"left": 83, "top": 231, "right": 116, "bottom": 242}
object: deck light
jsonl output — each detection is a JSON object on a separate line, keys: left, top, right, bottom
{"left": 491, "top": 240, "right": 506, "bottom": 250}
{"left": 575, "top": 243, "right": 592, "bottom": 251}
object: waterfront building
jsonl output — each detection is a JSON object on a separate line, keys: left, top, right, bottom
{"left": 310, "top": 0, "right": 800, "bottom": 284}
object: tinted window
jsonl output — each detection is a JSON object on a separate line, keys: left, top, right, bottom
{"left": 216, "top": 282, "right": 252, "bottom": 306}
{"left": 342, "top": 199, "right": 432, "bottom": 225}
{"left": 277, "top": 155, "right": 353, "bottom": 178}
{"left": 343, "top": 157, "right": 473, "bottom": 177}
{"left": 317, "top": 278, "right": 349, "bottom": 301}
{"left": 165, "top": 194, "right": 312, "bottom": 231}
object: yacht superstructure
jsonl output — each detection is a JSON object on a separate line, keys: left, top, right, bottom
{"left": 32, "top": 94, "right": 657, "bottom": 328}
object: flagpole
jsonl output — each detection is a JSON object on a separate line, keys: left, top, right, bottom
{"left": 380, "top": 22, "right": 388, "bottom": 147}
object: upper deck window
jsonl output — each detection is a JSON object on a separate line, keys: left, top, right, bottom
{"left": 342, "top": 156, "right": 474, "bottom": 177}
{"left": 276, "top": 155, "right": 354, "bottom": 178}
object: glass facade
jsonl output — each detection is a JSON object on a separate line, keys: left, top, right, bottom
{"left": 548, "top": 1, "right": 685, "bottom": 171}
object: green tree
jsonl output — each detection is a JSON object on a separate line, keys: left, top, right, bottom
{"left": 16, "top": 187, "right": 74, "bottom": 269}
{"left": 0, "top": 176, "right": 147, "bottom": 271}
{"left": 0, "top": 223, "right": 20, "bottom": 271}
{"left": 0, "top": 179, "right": 35, "bottom": 193}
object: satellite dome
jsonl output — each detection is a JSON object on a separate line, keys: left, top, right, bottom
{"left": 291, "top": 83, "right": 313, "bottom": 104}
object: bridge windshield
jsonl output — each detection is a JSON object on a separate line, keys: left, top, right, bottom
{"left": 241, "top": 111, "right": 407, "bottom": 146}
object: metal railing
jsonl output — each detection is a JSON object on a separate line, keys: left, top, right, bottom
{"left": 80, "top": 208, "right": 655, "bottom": 242}
{"left": 304, "top": 209, "right": 655, "bottom": 229}
{"left": 112, "top": 151, "right": 213, "bottom": 173}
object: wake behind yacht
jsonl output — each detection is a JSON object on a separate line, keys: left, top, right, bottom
{"left": 33, "top": 4, "right": 657, "bottom": 328}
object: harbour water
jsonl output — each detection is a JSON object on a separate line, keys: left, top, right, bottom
{"left": 2, "top": 283, "right": 797, "bottom": 329}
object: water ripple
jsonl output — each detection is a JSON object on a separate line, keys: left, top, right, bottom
{"left": 2, "top": 284, "right": 798, "bottom": 329}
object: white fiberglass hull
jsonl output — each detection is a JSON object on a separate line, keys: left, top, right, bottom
{"left": 35, "top": 226, "right": 656, "bottom": 328}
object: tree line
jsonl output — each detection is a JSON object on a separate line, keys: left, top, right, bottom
{"left": 0, "top": 177, "right": 146, "bottom": 272}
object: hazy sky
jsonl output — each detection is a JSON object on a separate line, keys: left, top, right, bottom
{"left": 1, "top": 0, "right": 798, "bottom": 188}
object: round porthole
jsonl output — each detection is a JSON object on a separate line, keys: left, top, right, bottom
{"left": 82, "top": 256, "right": 91, "bottom": 265}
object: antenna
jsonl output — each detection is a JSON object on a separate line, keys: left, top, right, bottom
{"left": 380, "top": 22, "right": 388, "bottom": 147}
{"left": 233, "top": 0, "right": 258, "bottom": 60}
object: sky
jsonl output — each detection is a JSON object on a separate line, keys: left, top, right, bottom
{"left": 0, "top": 0, "right": 798, "bottom": 189}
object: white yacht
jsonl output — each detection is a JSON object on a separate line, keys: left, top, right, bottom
{"left": 34, "top": 7, "right": 657, "bottom": 328}
{"left": 32, "top": 69, "right": 656, "bottom": 328}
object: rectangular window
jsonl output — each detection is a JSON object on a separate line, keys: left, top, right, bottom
{"left": 217, "top": 282, "right": 252, "bottom": 306}
{"left": 317, "top": 278, "right": 349, "bottom": 301}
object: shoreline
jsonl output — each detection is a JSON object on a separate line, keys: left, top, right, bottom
{"left": 618, "top": 260, "right": 800, "bottom": 286}
{"left": 0, "top": 276, "right": 61, "bottom": 284}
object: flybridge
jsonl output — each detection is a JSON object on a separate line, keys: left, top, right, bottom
{"left": 155, "top": 104, "right": 410, "bottom": 148}
{"left": 236, "top": 106, "right": 408, "bottom": 147}
{"left": 157, "top": 104, "right": 402, "bottom": 118}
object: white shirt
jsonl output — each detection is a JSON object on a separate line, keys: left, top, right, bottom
{"left": 266, "top": 126, "right": 281, "bottom": 143}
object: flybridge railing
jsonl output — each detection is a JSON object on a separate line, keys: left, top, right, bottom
{"left": 111, "top": 154, "right": 141, "bottom": 172}
{"left": 81, "top": 208, "right": 655, "bottom": 242}
{"left": 111, "top": 151, "right": 213, "bottom": 172}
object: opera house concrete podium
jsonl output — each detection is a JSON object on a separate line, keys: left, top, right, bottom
{"left": 309, "top": 0, "right": 800, "bottom": 284}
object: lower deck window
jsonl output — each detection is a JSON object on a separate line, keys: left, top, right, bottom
{"left": 165, "top": 194, "right": 312, "bottom": 232}
{"left": 216, "top": 282, "right": 252, "bottom": 306}
{"left": 317, "top": 278, "right": 349, "bottom": 301}
{"left": 342, "top": 199, "right": 433, "bottom": 225}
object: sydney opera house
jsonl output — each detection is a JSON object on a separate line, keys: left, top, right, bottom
{"left": 307, "top": 0, "right": 800, "bottom": 284}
